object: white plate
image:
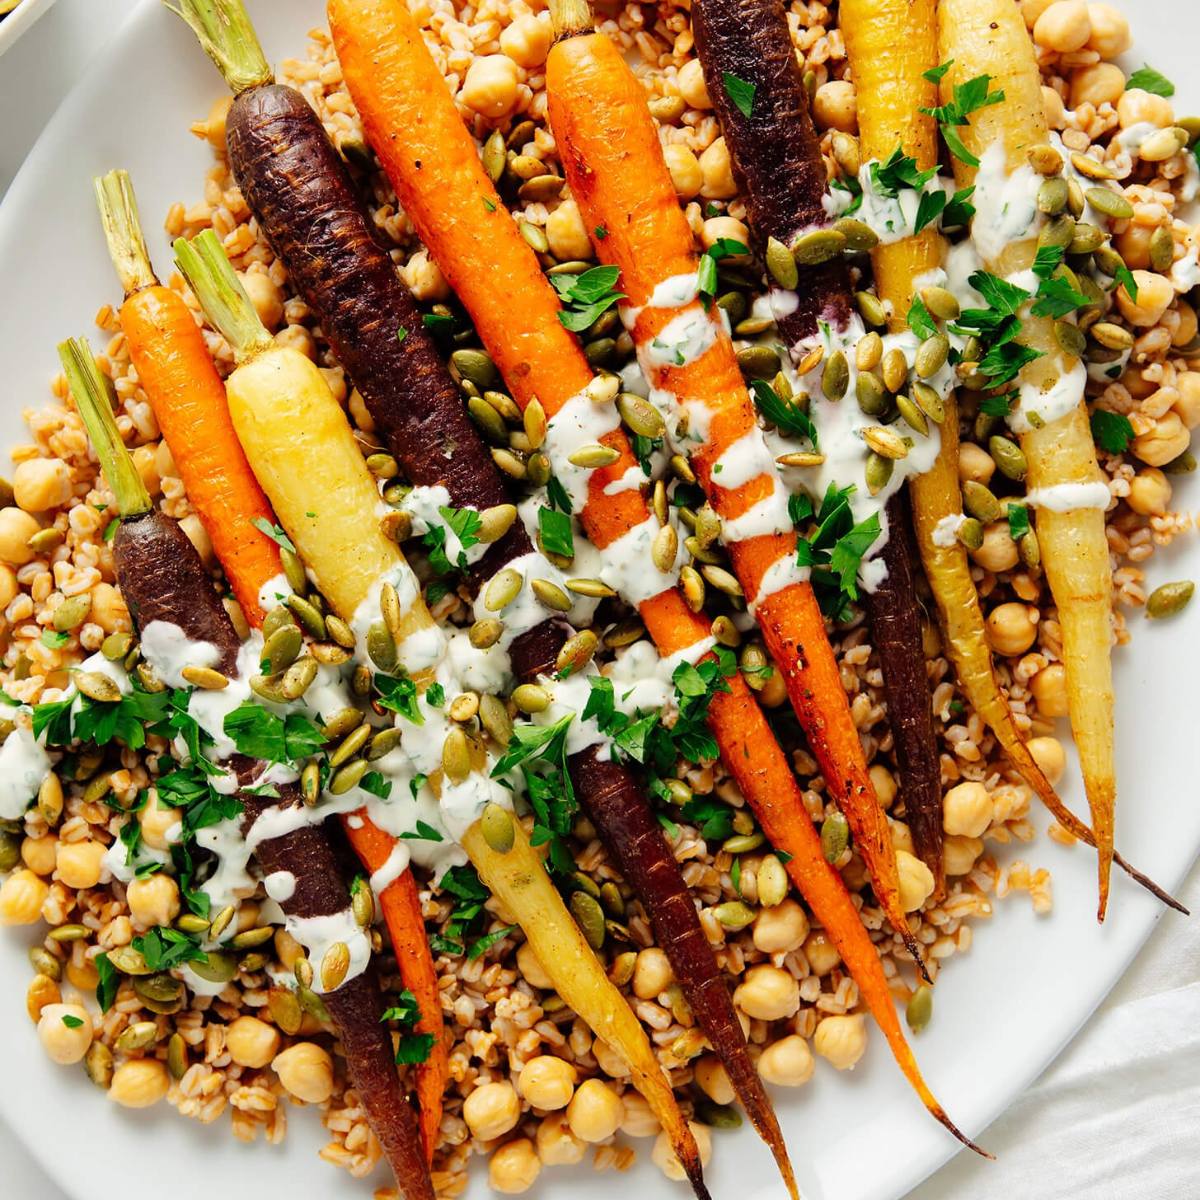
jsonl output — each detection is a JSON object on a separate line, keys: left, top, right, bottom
{"left": 0, "top": 0, "right": 59, "bottom": 58}
{"left": 0, "top": 2, "right": 1197, "bottom": 1199}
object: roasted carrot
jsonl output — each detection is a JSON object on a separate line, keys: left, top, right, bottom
{"left": 60, "top": 336, "right": 434, "bottom": 1200}
{"left": 541, "top": 0, "right": 928, "bottom": 974}
{"left": 937, "top": 0, "right": 1117, "bottom": 919}
{"left": 689, "top": 0, "right": 945, "bottom": 897}
{"left": 841, "top": 0, "right": 1183, "bottom": 914}
{"left": 175, "top": 228, "right": 708, "bottom": 1194}
{"left": 330, "top": 0, "right": 980, "bottom": 1151}
{"left": 93, "top": 169, "right": 280, "bottom": 628}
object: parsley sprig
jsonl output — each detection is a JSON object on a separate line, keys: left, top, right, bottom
{"left": 422, "top": 505, "right": 483, "bottom": 576}
{"left": 920, "top": 72, "right": 1005, "bottom": 167}
{"left": 751, "top": 379, "right": 819, "bottom": 447}
{"left": 790, "top": 484, "right": 882, "bottom": 620}
{"left": 552, "top": 266, "right": 625, "bottom": 332}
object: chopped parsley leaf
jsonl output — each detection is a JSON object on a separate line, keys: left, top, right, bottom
{"left": 1007, "top": 502, "right": 1031, "bottom": 542}
{"left": 722, "top": 71, "right": 756, "bottom": 119}
{"left": 1090, "top": 409, "right": 1134, "bottom": 454}
{"left": 223, "top": 703, "right": 326, "bottom": 763}
{"left": 552, "top": 265, "right": 625, "bottom": 332}
{"left": 538, "top": 505, "right": 575, "bottom": 559}
{"left": 375, "top": 672, "right": 424, "bottom": 725}
{"left": 250, "top": 518, "right": 296, "bottom": 554}
{"left": 1125, "top": 65, "right": 1175, "bottom": 98}
{"left": 95, "top": 953, "right": 118, "bottom": 1013}
{"left": 750, "top": 378, "right": 819, "bottom": 447}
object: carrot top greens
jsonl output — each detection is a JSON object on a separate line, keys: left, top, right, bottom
{"left": 164, "top": 0, "right": 273, "bottom": 95}
{"left": 94, "top": 169, "right": 156, "bottom": 296}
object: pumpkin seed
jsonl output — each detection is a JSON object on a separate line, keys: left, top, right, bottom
{"left": 230, "top": 925, "right": 274, "bottom": 951}
{"left": 519, "top": 174, "right": 565, "bottom": 203}
{"left": 1083, "top": 185, "right": 1133, "bottom": 220}
{"left": 881, "top": 346, "right": 909, "bottom": 393}
{"left": 451, "top": 348, "right": 499, "bottom": 391}
{"left": 1087, "top": 322, "right": 1133, "bottom": 353}
{"left": 911, "top": 381, "right": 945, "bottom": 424}
{"left": 482, "top": 129, "right": 507, "bottom": 181}
{"left": 766, "top": 236, "right": 799, "bottom": 289}
{"left": 512, "top": 683, "right": 551, "bottom": 714}
{"left": 670, "top": 453, "right": 697, "bottom": 484}
{"left": 700, "top": 564, "right": 743, "bottom": 597}
{"left": 1149, "top": 225, "right": 1176, "bottom": 273}
{"left": 298, "top": 984, "right": 330, "bottom": 1024}
{"left": 822, "top": 350, "right": 850, "bottom": 401}
{"left": 320, "top": 942, "right": 351, "bottom": 992}
{"left": 567, "top": 442, "right": 621, "bottom": 469}
{"left": 100, "top": 631, "right": 133, "bottom": 661}
{"left": 85, "top": 1041, "right": 114, "bottom": 1089}
{"left": 617, "top": 391, "right": 665, "bottom": 438}
{"left": 481, "top": 802, "right": 515, "bottom": 853}
{"left": 555, "top": 629, "right": 598, "bottom": 675}
{"left": 1146, "top": 580, "right": 1194, "bottom": 619}
{"left": 522, "top": 450, "right": 548, "bottom": 488}
{"left": 366, "top": 621, "right": 397, "bottom": 672}
{"left": 133, "top": 973, "right": 183, "bottom": 1008}
{"left": 367, "top": 727, "right": 402, "bottom": 761}
{"left": 1180, "top": 116, "right": 1200, "bottom": 146}
{"left": 74, "top": 670, "right": 121, "bottom": 703}
{"left": 52, "top": 593, "right": 92, "bottom": 632}
{"left": 1037, "top": 176, "right": 1069, "bottom": 215}
{"left": 598, "top": 881, "right": 625, "bottom": 918}
{"left": 962, "top": 480, "right": 1003, "bottom": 523}
{"left": 713, "top": 900, "right": 756, "bottom": 930}
{"left": 584, "top": 337, "right": 616, "bottom": 366}
{"left": 1138, "top": 126, "right": 1188, "bottom": 162}
{"left": 710, "top": 615, "right": 740, "bottom": 648}
{"left": 485, "top": 567, "right": 523, "bottom": 611}
{"left": 329, "top": 759, "right": 369, "bottom": 795}
{"left": 1069, "top": 151, "right": 1115, "bottom": 180}
{"left": 820, "top": 811, "right": 850, "bottom": 863}
{"left": 262, "top": 604, "right": 295, "bottom": 639}
{"left": 37, "top": 772, "right": 63, "bottom": 827}
{"left": 569, "top": 890, "right": 606, "bottom": 950}
{"left": 448, "top": 692, "right": 480, "bottom": 724}
{"left": 469, "top": 618, "right": 504, "bottom": 649}
{"left": 695, "top": 1099, "right": 743, "bottom": 1129}
{"left": 350, "top": 880, "right": 375, "bottom": 929}
{"left": 906, "top": 983, "right": 934, "bottom": 1033}
{"left": 378, "top": 583, "right": 404, "bottom": 645}
{"left": 608, "top": 950, "right": 637, "bottom": 987}
{"left": 651, "top": 524, "right": 679, "bottom": 573}
{"left": 294, "top": 956, "right": 314, "bottom": 989}
{"left": 1018, "top": 526, "right": 1041, "bottom": 570}
{"left": 854, "top": 331, "right": 883, "bottom": 373}
{"left": 856, "top": 290, "right": 888, "bottom": 328}
{"left": 28, "top": 946, "right": 61, "bottom": 980}
{"left": 789, "top": 228, "right": 847, "bottom": 264}
{"left": 476, "top": 503, "right": 518, "bottom": 546}
{"left": 531, "top": 578, "right": 572, "bottom": 612}
{"left": 680, "top": 564, "right": 706, "bottom": 612}
{"left": 0, "top": 830, "right": 18, "bottom": 872}
{"left": 865, "top": 451, "right": 894, "bottom": 496}
{"left": 862, "top": 425, "right": 909, "bottom": 460}
{"left": 261, "top": 624, "right": 300, "bottom": 676}
{"left": 831, "top": 130, "right": 861, "bottom": 175}
{"left": 47, "top": 921, "right": 88, "bottom": 942}
{"left": 468, "top": 397, "right": 508, "bottom": 448}
{"left": 180, "top": 665, "right": 228, "bottom": 691}
{"left": 919, "top": 285, "right": 961, "bottom": 322}
{"left": 915, "top": 333, "right": 950, "bottom": 379}
{"left": 1055, "top": 319, "right": 1087, "bottom": 358}
{"left": 756, "top": 854, "right": 789, "bottom": 908}
{"left": 267, "top": 986, "right": 304, "bottom": 1036}
{"left": 648, "top": 94, "right": 686, "bottom": 122}
{"left": 316, "top": 617, "right": 353, "bottom": 655}
{"left": 989, "top": 435, "right": 1028, "bottom": 481}
{"left": 365, "top": 451, "right": 399, "bottom": 481}
{"left": 174, "top": 913, "right": 211, "bottom": 937}
{"left": 208, "top": 904, "right": 236, "bottom": 941}
{"left": 957, "top": 517, "right": 984, "bottom": 551}
{"left": 722, "top": 832, "right": 764, "bottom": 854}
{"left": 478, "top": 693, "right": 512, "bottom": 747}
{"left": 1069, "top": 222, "right": 1105, "bottom": 255}
{"left": 565, "top": 577, "right": 616, "bottom": 599}
{"left": 81, "top": 771, "right": 113, "bottom": 805}
{"left": 735, "top": 345, "right": 781, "bottom": 380}
{"left": 318, "top": 707, "right": 359, "bottom": 742}
{"left": 1093, "top": 243, "right": 1127, "bottom": 280}
{"left": 191, "top": 949, "right": 239, "bottom": 981}
{"left": 442, "top": 726, "right": 472, "bottom": 784}
{"left": 285, "top": 593, "right": 326, "bottom": 639}
{"left": 571, "top": 872, "right": 601, "bottom": 900}
{"left": 1163, "top": 451, "right": 1197, "bottom": 474}
{"left": 603, "top": 618, "right": 645, "bottom": 649}
{"left": 485, "top": 388, "right": 522, "bottom": 422}
{"left": 832, "top": 217, "right": 879, "bottom": 252}
{"left": 894, "top": 394, "right": 928, "bottom": 436}
{"left": 331, "top": 722, "right": 372, "bottom": 768}
{"left": 1038, "top": 213, "right": 1077, "bottom": 250}
{"left": 27, "top": 527, "right": 63, "bottom": 554}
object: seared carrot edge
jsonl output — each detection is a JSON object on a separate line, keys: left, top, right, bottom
{"left": 543, "top": 25, "right": 925, "bottom": 970}
{"left": 329, "top": 0, "right": 978, "bottom": 1144}
{"left": 839, "top": 0, "right": 1183, "bottom": 915}
{"left": 937, "top": 0, "right": 1115, "bottom": 919}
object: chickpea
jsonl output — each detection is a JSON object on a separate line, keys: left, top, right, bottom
{"left": 943, "top": 834, "right": 984, "bottom": 876}
{"left": 109, "top": 1059, "right": 170, "bottom": 1108}
{"left": 127, "top": 874, "right": 181, "bottom": 928}
{"left": 664, "top": 143, "right": 704, "bottom": 200}
{"left": 516, "top": 940, "right": 553, "bottom": 990}
{"left": 1125, "top": 467, "right": 1172, "bottom": 516}
{"left": 592, "top": 1035, "right": 631, "bottom": 1079}
{"left": 812, "top": 80, "right": 857, "bottom": 133}
{"left": 130, "top": 445, "right": 160, "bottom": 499}
{"left": 752, "top": 898, "right": 810, "bottom": 955}
{"left": 55, "top": 840, "right": 107, "bottom": 891}
{"left": 0, "top": 564, "right": 16, "bottom": 608}
{"left": 1173, "top": 373, "right": 1200, "bottom": 429}
{"left": 734, "top": 963, "right": 800, "bottom": 1021}
{"left": 21, "top": 835, "right": 58, "bottom": 877}
{"left": 518, "top": 1055, "right": 577, "bottom": 1111}
{"left": 1117, "top": 89, "right": 1174, "bottom": 130}
{"left": 1028, "top": 735, "right": 1067, "bottom": 786}
{"left": 890, "top": 818, "right": 915, "bottom": 856}
{"left": 1070, "top": 62, "right": 1124, "bottom": 109}
{"left": 1117, "top": 270, "right": 1174, "bottom": 328}
{"left": 757, "top": 1035, "right": 815, "bottom": 1087}
{"left": 490, "top": 1138, "right": 541, "bottom": 1194}
{"left": 632, "top": 946, "right": 674, "bottom": 1000}
{"left": 986, "top": 602, "right": 1039, "bottom": 657}
{"left": 464, "top": 1080, "right": 521, "bottom": 1141}
{"left": 972, "top": 522, "right": 1020, "bottom": 573}
{"left": 139, "top": 791, "right": 182, "bottom": 851}
{"left": 37, "top": 1003, "right": 93, "bottom": 1064}
{"left": 545, "top": 199, "right": 593, "bottom": 262}
{"left": 241, "top": 270, "right": 284, "bottom": 331}
{"left": 869, "top": 763, "right": 898, "bottom": 810}
{"left": 13, "top": 458, "right": 72, "bottom": 513}
{"left": 617, "top": 1091, "right": 660, "bottom": 1138}
{"left": 226, "top": 1015, "right": 281, "bottom": 1069}
{"left": 699, "top": 137, "right": 737, "bottom": 200}
{"left": 896, "top": 849, "right": 935, "bottom": 913}
{"left": 1114, "top": 221, "right": 1154, "bottom": 270}
{"left": 460, "top": 55, "right": 520, "bottom": 120}
{"left": 1031, "top": 663, "right": 1070, "bottom": 717}
{"left": 1020, "top": 0, "right": 1056, "bottom": 25}
{"left": 499, "top": 13, "right": 552, "bottom": 68}
{"left": 179, "top": 514, "right": 213, "bottom": 567}
{"left": 155, "top": 438, "right": 177, "bottom": 482}
{"left": 1132, "top": 412, "right": 1190, "bottom": 468}
{"left": 0, "top": 506, "right": 41, "bottom": 566}
{"left": 90, "top": 582, "right": 130, "bottom": 634}
{"left": 566, "top": 1078, "right": 623, "bottom": 1142}
{"left": 676, "top": 59, "right": 712, "bottom": 110}
{"left": 652, "top": 1122, "right": 712, "bottom": 1181}
{"left": 958, "top": 442, "right": 996, "bottom": 486}
{"left": 803, "top": 930, "right": 841, "bottom": 975}
{"left": 1042, "top": 85, "right": 1067, "bottom": 129}
{"left": 1032, "top": 1, "right": 1091, "bottom": 53}
{"left": 272, "top": 1042, "right": 334, "bottom": 1103}
{"left": 397, "top": 249, "right": 448, "bottom": 304}
{"left": 694, "top": 1055, "right": 735, "bottom": 1105}
{"left": 701, "top": 215, "right": 749, "bottom": 252}
{"left": 536, "top": 1111, "right": 587, "bottom": 1164}
{"left": 1085, "top": 3, "right": 1130, "bottom": 57}
{"left": 942, "top": 781, "right": 993, "bottom": 839}
{"left": 1173, "top": 302, "right": 1199, "bottom": 349}
{"left": 813, "top": 1014, "right": 867, "bottom": 1070}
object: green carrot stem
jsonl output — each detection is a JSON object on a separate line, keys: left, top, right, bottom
{"left": 94, "top": 169, "right": 158, "bottom": 297}
{"left": 549, "top": 0, "right": 594, "bottom": 37}
{"left": 58, "top": 338, "right": 152, "bottom": 520}
{"left": 173, "top": 230, "right": 274, "bottom": 364}
{"left": 163, "top": 0, "right": 272, "bottom": 95}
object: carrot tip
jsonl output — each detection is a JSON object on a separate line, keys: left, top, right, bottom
{"left": 902, "top": 928, "right": 933, "bottom": 986}
{"left": 1114, "top": 848, "right": 1191, "bottom": 914}
{"left": 933, "top": 1104, "right": 993, "bottom": 1160}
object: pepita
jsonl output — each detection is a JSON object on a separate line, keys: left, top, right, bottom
{"left": 652, "top": 524, "right": 679, "bottom": 573}
{"left": 229, "top": 926, "right": 274, "bottom": 951}
{"left": 321, "top": 942, "right": 351, "bottom": 992}
{"left": 757, "top": 855, "right": 789, "bottom": 908}
{"left": 680, "top": 564, "right": 706, "bottom": 612}
{"left": 911, "top": 380, "right": 945, "bottom": 423}
{"left": 485, "top": 567, "right": 523, "bottom": 611}
{"left": 477, "top": 503, "right": 518, "bottom": 545}
{"left": 47, "top": 921, "right": 88, "bottom": 942}
{"left": 512, "top": 683, "right": 551, "bottom": 714}
{"left": 37, "top": 772, "right": 63, "bottom": 827}
{"left": 448, "top": 691, "right": 480, "bottom": 723}
{"left": 790, "top": 228, "right": 847, "bottom": 264}
{"left": 1146, "top": 580, "right": 1194, "bottom": 620}
{"left": 855, "top": 290, "right": 887, "bottom": 328}
{"left": 191, "top": 949, "right": 239, "bottom": 981}
{"left": 481, "top": 802, "right": 515, "bottom": 853}
{"left": 820, "top": 811, "right": 850, "bottom": 863}
{"left": 468, "top": 395, "right": 508, "bottom": 443}
{"left": 569, "top": 890, "right": 606, "bottom": 950}
{"left": 897, "top": 394, "right": 929, "bottom": 436}
{"left": 920, "top": 285, "right": 961, "bottom": 321}
{"left": 831, "top": 130, "right": 861, "bottom": 175}
{"left": 81, "top": 771, "right": 113, "bottom": 805}
{"left": 865, "top": 451, "right": 894, "bottom": 496}
{"left": 722, "top": 832, "right": 764, "bottom": 854}
{"left": 297, "top": 984, "right": 330, "bottom": 1024}
{"left": 26, "top": 527, "right": 63, "bottom": 554}
{"left": 263, "top": 624, "right": 303, "bottom": 675}
{"left": 469, "top": 618, "right": 504, "bottom": 649}
{"left": 735, "top": 345, "right": 780, "bottom": 380}
{"left": 329, "top": 759, "right": 369, "bottom": 795}
{"left": 285, "top": 593, "right": 326, "bottom": 640}
{"left": 695, "top": 1100, "right": 744, "bottom": 1129}
{"left": 881, "top": 346, "right": 909, "bottom": 394}
{"left": 962, "top": 480, "right": 1003, "bottom": 524}
{"left": 914, "top": 332, "right": 950, "bottom": 379}
{"left": 267, "top": 986, "right": 304, "bottom": 1036}
{"left": 567, "top": 442, "right": 621, "bottom": 469}
{"left": 603, "top": 617, "right": 645, "bottom": 649}
{"left": 482, "top": 129, "right": 506, "bottom": 181}
{"left": 100, "top": 631, "right": 133, "bottom": 661}
{"left": 75, "top": 671, "right": 122, "bottom": 703}
{"left": 555, "top": 629, "right": 598, "bottom": 675}
{"left": 208, "top": 904, "right": 236, "bottom": 941}
{"left": 957, "top": 517, "right": 984, "bottom": 551}
{"left": 442, "top": 726, "right": 472, "bottom": 784}
{"left": 181, "top": 665, "right": 229, "bottom": 691}
{"left": 1019, "top": 526, "right": 1041, "bottom": 570}
{"left": 1069, "top": 222, "right": 1105, "bottom": 255}
{"left": 710, "top": 614, "right": 740, "bottom": 647}
{"left": 531, "top": 577, "right": 572, "bottom": 612}
{"left": 331, "top": 722, "right": 372, "bottom": 768}
{"left": 822, "top": 350, "right": 850, "bottom": 401}
{"left": 351, "top": 881, "right": 375, "bottom": 928}
{"left": 52, "top": 593, "right": 92, "bottom": 632}
{"left": 1036, "top": 176, "right": 1069, "bottom": 215}
{"left": 1027, "top": 141, "right": 1062, "bottom": 174}
{"left": 451, "top": 348, "right": 499, "bottom": 391}
{"left": 988, "top": 435, "right": 1028, "bottom": 481}
{"left": 1038, "top": 212, "right": 1077, "bottom": 250}
{"left": 906, "top": 984, "right": 934, "bottom": 1033}
{"left": 565, "top": 577, "right": 616, "bottom": 599}
{"left": 479, "top": 693, "right": 512, "bottom": 746}
{"left": 647, "top": 94, "right": 686, "bottom": 122}
{"left": 855, "top": 331, "right": 883, "bottom": 372}
{"left": 322, "top": 706, "right": 362, "bottom": 741}
{"left": 366, "top": 621, "right": 397, "bottom": 672}
{"left": 617, "top": 391, "right": 665, "bottom": 438}
{"left": 1084, "top": 185, "right": 1133, "bottom": 220}
{"left": 367, "top": 727, "right": 403, "bottom": 760}
{"left": 713, "top": 900, "right": 756, "bottom": 930}
{"left": 1149, "top": 225, "right": 1176, "bottom": 273}
{"left": 700, "top": 564, "right": 743, "bottom": 597}
{"left": 1054, "top": 319, "right": 1087, "bottom": 358}
{"left": 599, "top": 881, "right": 625, "bottom": 918}
{"left": 1069, "top": 150, "right": 1116, "bottom": 180}
{"left": 27, "top": 946, "right": 61, "bottom": 980}
{"left": 0, "top": 830, "right": 18, "bottom": 873}
{"left": 609, "top": 950, "right": 637, "bottom": 987}
{"left": 862, "top": 425, "right": 909, "bottom": 460}
{"left": 766, "top": 236, "right": 798, "bottom": 289}
{"left": 133, "top": 972, "right": 183, "bottom": 1009}
{"left": 519, "top": 174, "right": 565, "bottom": 203}
{"left": 584, "top": 337, "right": 616, "bottom": 366}
{"left": 670, "top": 452, "right": 697, "bottom": 483}
{"left": 85, "top": 1041, "right": 114, "bottom": 1089}
{"left": 831, "top": 217, "right": 878, "bottom": 252}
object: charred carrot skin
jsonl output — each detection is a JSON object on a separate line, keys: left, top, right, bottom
{"left": 689, "top": 0, "right": 945, "bottom": 894}
{"left": 330, "top": 0, "right": 982, "bottom": 1155}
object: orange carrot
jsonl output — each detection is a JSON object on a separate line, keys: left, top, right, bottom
{"left": 329, "top": 0, "right": 983, "bottom": 1150}
{"left": 97, "top": 168, "right": 447, "bottom": 1158}
{"left": 541, "top": 7, "right": 927, "bottom": 974}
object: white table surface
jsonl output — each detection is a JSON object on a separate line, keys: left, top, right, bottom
{"left": 2, "top": 3, "right": 1197, "bottom": 1197}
